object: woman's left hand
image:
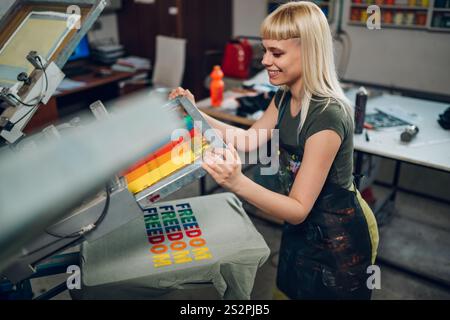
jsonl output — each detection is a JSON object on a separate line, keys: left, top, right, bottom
{"left": 201, "top": 143, "right": 244, "bottom": 193}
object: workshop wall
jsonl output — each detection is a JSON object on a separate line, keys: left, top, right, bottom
{"left": 337, "top": 0, "right": 450, "bottom": 97}
{"left": 88, "top": 12, "right": 120, "bottom": 46}
{"left": 232, "top": 0, "right": 268, "bottom": 38}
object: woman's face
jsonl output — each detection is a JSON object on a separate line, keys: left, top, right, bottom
{"left": 261, "top": 39, "right": 302, "bottom": 87}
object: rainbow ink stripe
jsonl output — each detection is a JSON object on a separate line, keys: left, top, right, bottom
{"left": 123, "top": 125, "right": 209, "bottom": 194}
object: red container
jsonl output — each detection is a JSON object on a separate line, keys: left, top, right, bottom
{"left": 351, "top": 8, "right": 361, "bottom": 21}
{"left": 416, "top": 12, "right": 427, "bottom": 25}
{"left": 383, "top": 10, "right": 394, "bottom": 23}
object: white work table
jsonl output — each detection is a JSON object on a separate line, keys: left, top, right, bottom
{"left": 346, "top": 90, "right": 450, "bottom": 173}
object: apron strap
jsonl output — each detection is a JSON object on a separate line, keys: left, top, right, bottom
{"left": 352, "top": 173, "right": 365, "bottom": 195}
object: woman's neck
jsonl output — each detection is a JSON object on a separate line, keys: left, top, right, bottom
{"left": 289, "top": 77, "right": 304, "bottom": 105}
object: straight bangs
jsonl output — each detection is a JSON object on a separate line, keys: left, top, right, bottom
{"left": 260, "top": 4, "right": 301, "bottom": 40}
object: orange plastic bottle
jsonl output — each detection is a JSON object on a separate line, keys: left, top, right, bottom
{"left": 210, "top": 65, "right": 224, "bottom": 107}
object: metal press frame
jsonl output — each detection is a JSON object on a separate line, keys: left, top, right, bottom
{"left": 134, "top": 96, "right": 228, "bottom": 207}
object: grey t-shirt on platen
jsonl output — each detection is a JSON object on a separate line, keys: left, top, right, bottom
{"left": 76, "top": 193, "right": 270, "bottom": 300}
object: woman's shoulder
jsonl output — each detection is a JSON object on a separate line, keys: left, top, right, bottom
{"left": 310, "top": 96, "right": 350, "bottom": 116}
{"left": 305, "top": 96, "right": 353, "bottom": 141}
{"left": 310, "top": 96, "right": 349, "bottom": 118}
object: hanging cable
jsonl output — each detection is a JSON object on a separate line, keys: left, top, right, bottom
{"left": 5, "top": 57, "right": 50, "bottom": 129}
{"left": 44, "top": 185, "right": 111, "bottom": 239}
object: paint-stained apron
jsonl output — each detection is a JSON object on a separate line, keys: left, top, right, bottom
{"left": 273, "top": 94, "right": 374, "bottom": 299}
{"left": 275, "top": 143, "right": 373, "bottom": 300}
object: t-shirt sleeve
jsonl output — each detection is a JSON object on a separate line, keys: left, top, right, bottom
{"left": 304, "top": 103, "right": 348, "bottom": 142}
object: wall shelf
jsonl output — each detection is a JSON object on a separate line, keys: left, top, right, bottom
{"left": 348, "top": 21, "right": 428, "bottom": 29}
{"left": 349, "top": 0, "right": 450, "bottom": 32}
{"left": 351, "top": 4, "right": 429, "bottom": 10}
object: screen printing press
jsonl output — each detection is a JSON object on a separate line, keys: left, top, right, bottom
{"left": 0, "top": 0, "right": 269, "bottom": 300}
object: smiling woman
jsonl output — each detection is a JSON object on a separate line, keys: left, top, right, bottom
{"left": 171, "top": 1, "right": 379, "bottom": 300}
{"left": 261, "top": 38, "right": 302, "bottom": 90}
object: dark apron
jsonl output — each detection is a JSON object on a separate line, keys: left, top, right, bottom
{"left": 275, "top": 100, "right": 373, "bottom": 300}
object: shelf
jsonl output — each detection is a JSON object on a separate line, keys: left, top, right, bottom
{"left": 349, "top": 1, "right": 450, "bottom": 33}
{"left": 350, "top": 4, "right": 429, "bottom": 10}
{"left": 428, "top": 26, "right": 450, "bottom": 31}
{"left": 348, "top": 21, "right": 428, "bottom": 29}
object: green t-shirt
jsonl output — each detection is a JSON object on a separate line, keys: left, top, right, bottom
{"left": 274, "top": 89, "right": 354, "bottom": 190}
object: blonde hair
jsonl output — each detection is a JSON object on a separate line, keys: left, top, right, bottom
{"left": 261, "top": 1, "right": 352, "bottom": 136}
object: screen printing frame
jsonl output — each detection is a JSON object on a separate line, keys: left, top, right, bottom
{"left": 0, "top": 0, "right": 106, "bottom": 143}
{"left": 0, "top": 0, "right": 106, "bottom": 71}
{"left": 133, "top": 96, "right": 227, "bottom": 208}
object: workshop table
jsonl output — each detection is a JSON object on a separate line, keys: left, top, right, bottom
{"left": 345, "top": 89, "right": 450, "bottom": 210}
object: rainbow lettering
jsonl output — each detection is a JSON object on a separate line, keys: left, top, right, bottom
{"left": 143, "top": 202, "right": 213, "bottom": 268}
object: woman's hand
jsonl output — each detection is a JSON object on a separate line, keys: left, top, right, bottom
{"left": 169, "top": 87, "right": 196, "bottom": 105}
{"left": 201, "top": 143, "right": 245, "bottom": 193}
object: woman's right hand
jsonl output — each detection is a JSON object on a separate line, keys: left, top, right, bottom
{"left": 169, "top": 87, "right": 196, "bottom": 105}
